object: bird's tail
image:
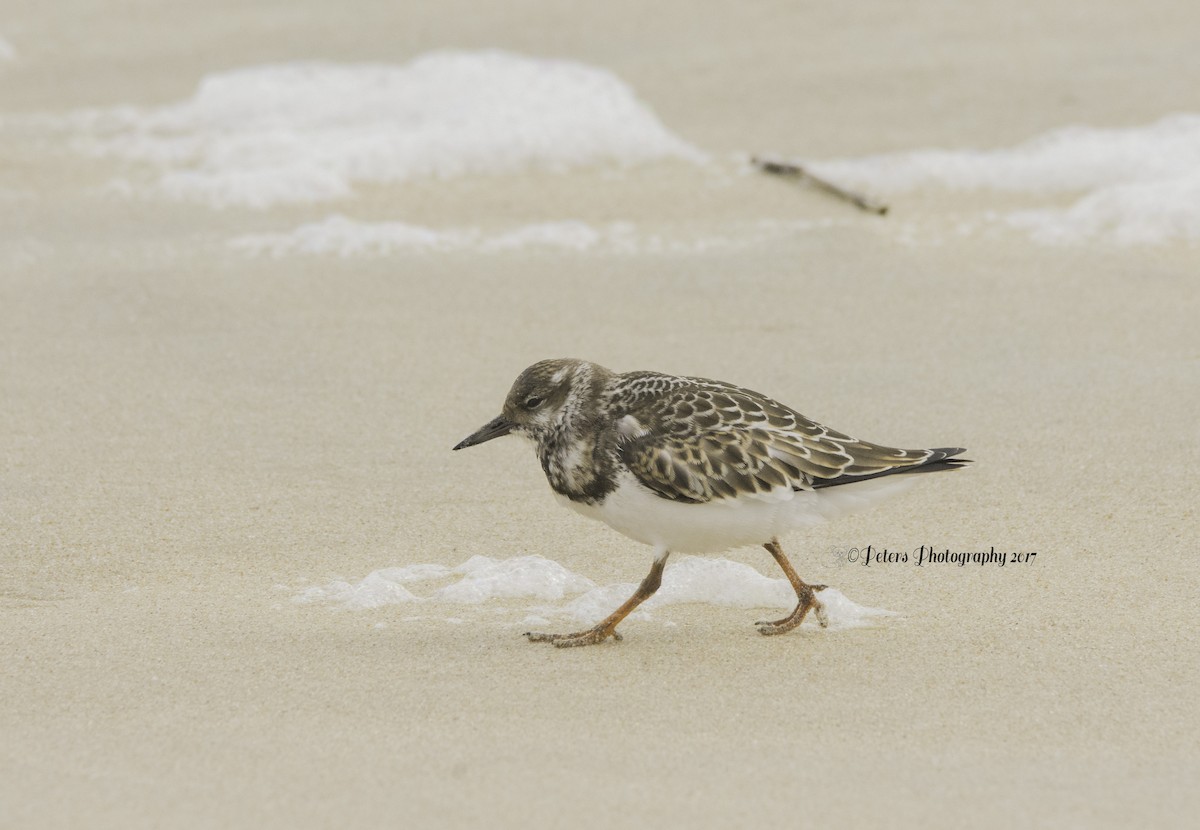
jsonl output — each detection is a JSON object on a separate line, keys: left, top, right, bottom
{"left": 811, "top": 447, "right": 971, "bottom": 490}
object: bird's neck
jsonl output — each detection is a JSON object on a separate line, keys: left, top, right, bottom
{"left": 536, "top": 366, "right": 617, "bottom": 504}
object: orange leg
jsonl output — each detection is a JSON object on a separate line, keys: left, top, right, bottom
{"left": 756, "top": 538, "right": 828, "bottom": 635}
{"left": 526, "top": 553, "right": 669, "bottom": 648}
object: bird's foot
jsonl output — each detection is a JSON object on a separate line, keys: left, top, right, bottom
{"left": 524, "top": 625, "right": 623, "bottom": 648}
{"left": 755, "top": 584, "right": 829, "bottom": 635}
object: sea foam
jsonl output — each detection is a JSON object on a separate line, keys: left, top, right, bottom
{"left": 432, "top": 555, "right": 597, "bottom": 603}
{"left": 812, "top": 114, "right": 1200, "bottom": 244}
{"left": 230, "top": 216, "right": 636, "bottom": 256}
{"left": 296, "top": 554, "right": 894, "bottom": 631}
{"left": 553, "top": 557, "right": 890, "bottom": 630}
{"left": 63, "top": 51, "right": 703, "bottom": 208}
{"left": 229, "top": 215, "right": 829, "bottom": 257}
{"left": 293, "top": 571, "right": 424, "bottom": 610}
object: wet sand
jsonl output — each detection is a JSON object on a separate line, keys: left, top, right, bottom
{"left": 2, "top": 1, "right": 1198, "bottom": 827}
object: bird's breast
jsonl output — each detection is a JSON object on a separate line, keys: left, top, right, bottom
{"left": 539, "top": 435, "right": 618, "bottom": 505}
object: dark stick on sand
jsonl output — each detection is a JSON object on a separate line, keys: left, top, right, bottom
{"left": 752, "top": 156, "right": 889, "bottom": 215}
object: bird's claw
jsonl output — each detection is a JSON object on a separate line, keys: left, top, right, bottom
{"left": 755, "top": 585, "right": 828, "bottom": 635}
{"left": 524, "top": 626, "right": 622, "bottom": 648}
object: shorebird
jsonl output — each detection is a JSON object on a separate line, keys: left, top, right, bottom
{"left": 453, "top": 359, "right": 968, "bottom": 647}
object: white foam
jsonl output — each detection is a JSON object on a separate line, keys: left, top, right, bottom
{"left": 554, "top": 556, "right": 891, "bottom": 630}
{"left": 810, "top": 114, "right": 1200, "bottom": 244}
{"left": 657, "top": 557, "right": 795, "bottom": 608}
{"left": 232, "top": 215, "right": 471, "bottom": 256}
{"left": 230, "top": 215, "right": 824, "bottom": 257}
{"left": 553, "top": 582, "right": 643, "bottom": 624}
{"left": 433, "top": 555, "right": 597, "bottom": 603}
{"left": 294, "top": 571, "right": 422, "bottom": 610}
{"left": 296, "top": 554, "right": 893, "bottom": 630}
{"left": 1006, "top": 170, "right": 1200, "bottom": 245}
{"left": 231, "top": 217, "right": 646, "bottom": 256}
{"left": 229, "top": 216, "right": 629, "bottom": 256}
{"left": 292, "top": 562, "right": 452, "bottom": 609}
{"left": 481, "top": 221, "right": 612, "bottom": 252}
{"left": 813, "top": 115, "right": 1200, "bottom": 193}
{"left": 61, "top": 51, "right": 703, "bottom": 207}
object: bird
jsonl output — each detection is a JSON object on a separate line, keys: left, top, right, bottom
{"left": 453, "top": 358, "right": 968, "bottom": 647}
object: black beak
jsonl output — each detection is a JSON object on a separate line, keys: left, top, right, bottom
{"left": 452, "top": 415, "right": 515, "bottom": 450}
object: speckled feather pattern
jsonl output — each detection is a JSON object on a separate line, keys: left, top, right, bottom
{"left": 609, "top": 372, "right": 943, "bottom": 504}
{"left": 490, "top": 359, "right": 965, "bottom": 509}
{"left": 454, "top": 358, "right": 968, "bottom": 641}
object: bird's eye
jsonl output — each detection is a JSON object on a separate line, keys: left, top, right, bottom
{"left": 524, "top": 395, "right": 543, "bottom": 410}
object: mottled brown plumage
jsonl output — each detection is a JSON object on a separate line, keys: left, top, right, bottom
{"left": 454, "top": 358, "right": 969, "bottom": 647}
{"left": 610, "top": 372, "right": 959, "bottom": 504}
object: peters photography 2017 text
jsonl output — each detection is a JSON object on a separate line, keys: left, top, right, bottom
{"left": 831, "top": 545, "right": 1038, "bottom": 567}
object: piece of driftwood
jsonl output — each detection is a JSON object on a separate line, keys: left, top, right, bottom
{"left": 752, "top": 156, "right": 888, "bottom": 215}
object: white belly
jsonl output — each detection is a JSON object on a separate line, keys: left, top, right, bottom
{"left": 561, "top": 470, "right": 918, "bottom": 554}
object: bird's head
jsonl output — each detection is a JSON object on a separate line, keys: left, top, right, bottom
{"left": 452, "top": 358, "right": 598, "bottom": 451}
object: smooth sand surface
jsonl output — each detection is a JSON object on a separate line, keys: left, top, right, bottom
{"left": 3, "top": 2, "right": 1198, "bottom": 828}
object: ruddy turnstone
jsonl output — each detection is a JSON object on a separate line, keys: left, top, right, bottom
{"left": 453, "top": 359, "right": 968, "bottom": 647}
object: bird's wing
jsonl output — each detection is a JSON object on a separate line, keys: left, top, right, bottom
{"left": 614, "top": 376, "right": 947, "bottom": 504}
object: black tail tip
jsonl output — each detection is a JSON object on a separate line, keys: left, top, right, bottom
{"left": 927, "top": 447, "right": 972, "bottom": 469}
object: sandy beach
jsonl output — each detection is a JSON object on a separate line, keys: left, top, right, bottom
{"left": 3, "top": 1, "right": 1199, "bottom": 827}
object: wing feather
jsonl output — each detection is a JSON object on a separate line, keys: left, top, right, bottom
{"left": 614, "top": 374, "right": 955, "bottom": 504}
